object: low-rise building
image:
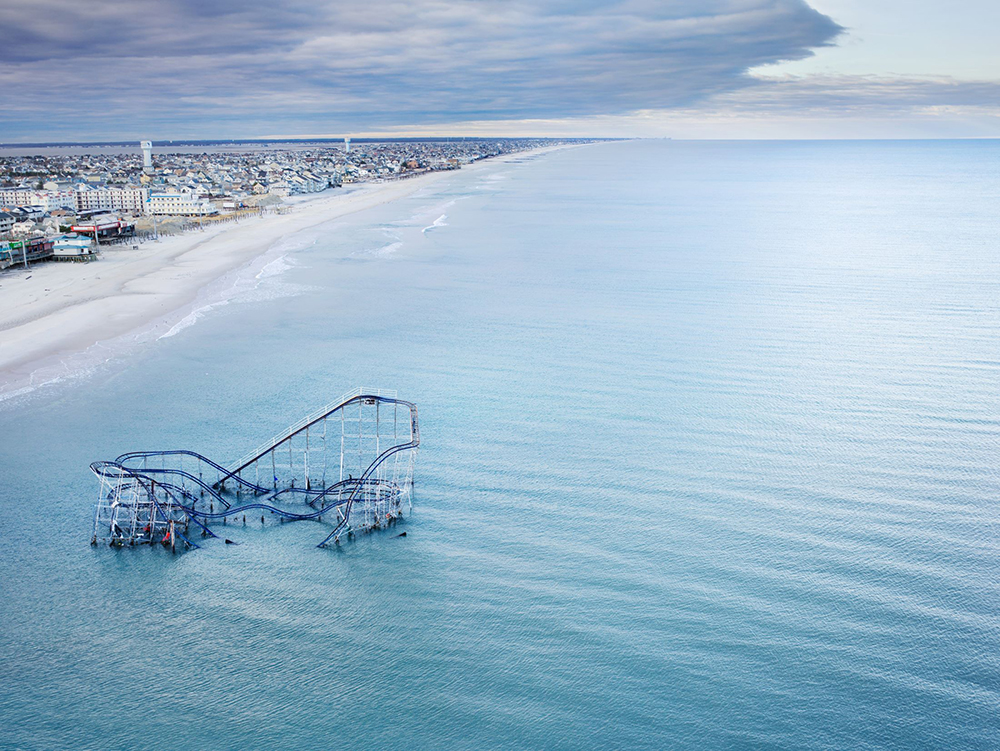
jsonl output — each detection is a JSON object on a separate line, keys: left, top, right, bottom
{"left": 11, "top": 220, "right": 38, "bottom": 236}
{"left": 5, "top": 236, "right": 54, "bottom": 264}
{"left": 148, "top": 192, "right": 217, "bottom": 216}
{"left": 267, "top": 181, "right": 291, "bottom": 197}
{"left": 53, "top": 234, "right": 97, "bottom": 258}
{"left": 70, "top": 214, "right": 134, "bottom": 239}
{"left": 13, "top": 206, "right": 46, "bottom": 220}
{"left": 0, "top": 241, "right": 15, "bottom": 270}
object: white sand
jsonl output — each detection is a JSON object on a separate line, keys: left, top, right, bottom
{"left": 0, "top": 170, "right": 450, "bottom": 395}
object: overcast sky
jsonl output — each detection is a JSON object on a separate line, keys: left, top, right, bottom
{"left": 1, "top": 0, "right": 997, "bottom": 141}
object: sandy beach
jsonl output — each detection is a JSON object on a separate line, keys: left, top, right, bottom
{"left": 0, "top": 145, "right": 576, "bottom": 399}
{"left": 0, "top": 169, "right": 453, "bottom": 397}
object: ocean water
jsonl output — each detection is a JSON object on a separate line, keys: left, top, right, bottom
{"left": 1, "top": 140, "right": 999, "bottom": 749}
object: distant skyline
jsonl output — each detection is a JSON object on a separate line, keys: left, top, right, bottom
{"left": 1, "top": 0, "right": 997, "bottom": 141}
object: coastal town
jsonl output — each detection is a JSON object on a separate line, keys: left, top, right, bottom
{"left": 0, "top": 138, "right": 585, "bottom": 271}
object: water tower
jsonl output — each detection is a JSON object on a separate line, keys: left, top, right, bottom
{"left": 140, "top": 141, "right": 153, "bottom": 174}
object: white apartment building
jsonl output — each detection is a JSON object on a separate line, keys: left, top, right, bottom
{"left": 74, "top": 185, "right": 149, "bottom": 215}
{"left": 74, "top": 186, "right": 112, "bottom": 213}
{"left": 0, "top": 189, "right": 76, "bottom": 211}
{"left": 148, "top": 191, "right": 217, "bottom": 216}
{"left": 50, "top": 190, "right": 78, "bottom": 210}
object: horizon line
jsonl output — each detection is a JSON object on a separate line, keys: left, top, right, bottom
{"left": 4, "top": 135, "right": 1000, "bottom": 150}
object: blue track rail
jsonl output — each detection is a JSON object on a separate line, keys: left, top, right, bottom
{"left": 90, "top": 393, "right": 419, "bottom": 549}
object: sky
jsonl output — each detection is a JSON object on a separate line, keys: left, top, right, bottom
{"left": 1, "top": 0, "right": 997, "bottom": 141}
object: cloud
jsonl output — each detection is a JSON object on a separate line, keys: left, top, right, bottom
{"left": 722, "top": 74, "right": 1000, "bottom": 114}
{"left": 0, "top": 0, "right": 842, "bottom": 139}
{"left": 659, "top": 74, "right": 1000, "bottom": 137}
{"left": 327, "top": 75, "right": 1000, "bottom": 139}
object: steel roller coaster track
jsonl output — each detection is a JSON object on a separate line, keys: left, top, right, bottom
{"left": 90, "top": 388, "right": 419, "bottom": 550}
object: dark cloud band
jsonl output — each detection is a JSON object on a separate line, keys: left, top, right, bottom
{"left": 0, "top": 0, "right": 842, "bottom": 138}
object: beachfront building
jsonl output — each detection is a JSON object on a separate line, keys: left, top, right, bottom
{"left": 0, "top": 211, "right": 13, "bottom": 236}
{"left": 74, "top": 185, "right": 110, "bottom": 213}
{"left": 53, "top": 234, "right": 97, "bottom": 258}
{"left": 70, "top": 214, "right": 134, "bottom": 239}
{"left": 148, "top": 191, "right": 217, "bottom": 216}
{"left": 0, "top": 188, "right": 76, "bottom": 212}
{"left": 74, "top": 185, "right": 150, "bottom": 216}
{"left": 4, "top": 236, "right": 54, "bottom": 265}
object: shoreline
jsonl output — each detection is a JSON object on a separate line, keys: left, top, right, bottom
{"left": 0, "top": 145, "right": 573, "bottom": 400}
{"left": 0, "top": 169, "right": 453, "bottom": 399}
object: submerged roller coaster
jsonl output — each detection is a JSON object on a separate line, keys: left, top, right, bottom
{"left": 90, "top": 388, "right": 419, "bottom": 551}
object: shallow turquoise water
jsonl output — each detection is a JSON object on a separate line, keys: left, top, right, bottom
{"left": 1, "top": 141, "right": 999, "bottom": 749}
